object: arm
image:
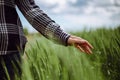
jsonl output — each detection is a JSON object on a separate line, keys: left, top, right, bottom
{"left": 15, "top": 0, "right": 70, "bottom": 46}
{"left": 15, "top": 0, "right": 93, "bottom": 54}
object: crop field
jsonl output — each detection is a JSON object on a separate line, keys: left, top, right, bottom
{"left": 5, "top": 26, "right": 120, "bottom": 80}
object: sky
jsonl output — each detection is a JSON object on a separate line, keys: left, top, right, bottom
{"left": 17, "top": 0, "right": 120, "bottom": 32}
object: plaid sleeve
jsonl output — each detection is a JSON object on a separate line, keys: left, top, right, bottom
{"left": 15, "top": 0, "right": 70, "bottom": 46}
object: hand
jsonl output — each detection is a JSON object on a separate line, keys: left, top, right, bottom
{"left": 67, "top": 35, "right": 93, "bottom": 54}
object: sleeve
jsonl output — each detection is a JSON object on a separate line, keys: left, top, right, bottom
{"left": 15, "top": 0, "right": 70, "bottom": 46}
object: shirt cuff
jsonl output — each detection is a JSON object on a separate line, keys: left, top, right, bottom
{"left": 45, "top": 22, "right": 71, "bottom": 46}
{"left": 55, "top": 28, "right": 71, "bottom": 46}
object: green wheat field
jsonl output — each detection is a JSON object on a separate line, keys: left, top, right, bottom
{"left": 7, "top": 26, "right": 120, "bottom": 80}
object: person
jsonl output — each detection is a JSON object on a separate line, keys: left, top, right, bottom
{"left": 0, "top": 0, "right": 93, "bottom": 80}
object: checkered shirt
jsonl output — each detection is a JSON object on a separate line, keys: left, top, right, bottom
{"left": 0, "top": 0, "right": 70, "bottom": 55}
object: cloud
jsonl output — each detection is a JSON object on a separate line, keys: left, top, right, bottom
{"left": 21, "top": 0, "right": 120, "bottom": 32}
{"left": 34, "top": 0, "right": 120, "bottom": 20}
{"left": 35, "top": 0, "right": 120, "bottom": 14}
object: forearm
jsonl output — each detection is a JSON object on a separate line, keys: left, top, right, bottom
{"left": 16, "top": 0, "right": 70, "bottom": 45}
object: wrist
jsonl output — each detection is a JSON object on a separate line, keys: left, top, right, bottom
{"left": 67, "top": 35, "right": 73, "bottom": 46}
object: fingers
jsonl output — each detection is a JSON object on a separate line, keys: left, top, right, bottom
{"left": 76, "top": 45, "right": 85, "bottom": 53}
{"left": 85, "top": 41, "right": 94, "bottom": 49}
{"left": 78, "top": 40, "right": 93, "bottom": 49}
{"left": 76, "top": 44, "right": 92, "bottom": 54}
{"left": 84, "top": 46, "right": 92, "bottom": 54}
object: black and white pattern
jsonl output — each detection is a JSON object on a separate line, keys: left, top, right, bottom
{"left": 0, "top": 0, "right": 70, "bottom": 55}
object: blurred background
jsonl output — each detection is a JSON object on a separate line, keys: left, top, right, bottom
{"left": 17, "top": 0, "right": 120, "bottom": 33}
{"left": 14, "top": 0, "right": 120, "bottom": 80}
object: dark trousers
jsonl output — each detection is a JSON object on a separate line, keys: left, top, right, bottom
{"left": 0, "top": 53, "right": 22, "bottom": 80}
